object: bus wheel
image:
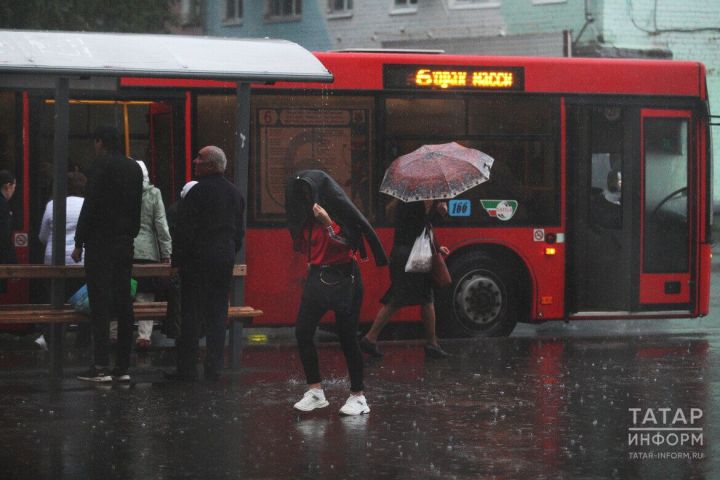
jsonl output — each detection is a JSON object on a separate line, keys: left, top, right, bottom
{"left": 438, "top": 252, "right": 520, "bottom": 337}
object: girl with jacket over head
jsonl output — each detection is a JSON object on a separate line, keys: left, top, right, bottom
{"left": 286, "top": 171, "right": 387, "bottom": 416}
{"left": 131, "top": 160, "right": 172, "bottom": 350}
{"left": 360, "top": 199, "right": 450, "bottom": 359}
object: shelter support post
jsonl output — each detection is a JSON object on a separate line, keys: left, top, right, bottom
{"left": 50, "top": 77, "right": 69, "bottom": 378}
{"left": 230, "top": 82, "right": 250, "bottom": 370}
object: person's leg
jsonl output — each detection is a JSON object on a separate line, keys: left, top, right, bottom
{"left": 421, "top": 302, "right": 449, "bottom": 358}
{"left": 337, "top": 274, "right": 371, "bottom": 415}
{"left": 294, "top": 292, "right": 326, "bottom": 387}
{"left": 84, "top": 246, "right": 113, "bottom": 369}
{"left": 334, "top": 274, "right": 364, "bottom": 393}
{"left": 293, "top": 276, "right": 331, "bottom": 411}
{"left": 421, "top": 303, "right": 438, "bottom": 346}
{"left": 363, "top": 303, "right": 397, "bottom": 343}
{"left": 64, "top": 279, "right": 90, "bottom": 348}
{"left": 109, "top": 320, "right": 118, "bottom": 342}
{"left": 135, "top": 274, "right": 156, "bottom": 345}
{"left": 175, "top": 269, "right": 201, "bottom": 378}
{"left": 136, "top": 321, "right": 153, "bottom": 343}
{"left": 203, "top": 262, "right": 233, "bottom": 379}
{"left": 135, "top": 292, "right": 155, "bottom": 345}
{"left": 363, "top": 259, "right": 402, "bottom": 346}
{"left": 111, "top": 238, "right": 135, "bottom": 373}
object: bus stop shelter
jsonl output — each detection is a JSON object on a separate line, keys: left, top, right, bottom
{"left": 0, "top": 29, "right": 333, "bottom": 375}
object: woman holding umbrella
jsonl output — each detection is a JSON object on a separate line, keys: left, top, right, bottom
{"left": 360, "top": 198, "right": 450, "bottom": 358}
{"left": 359, "top": 142, "right": 494, "bottom": 359}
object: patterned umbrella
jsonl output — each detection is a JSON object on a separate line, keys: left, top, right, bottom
{"left": 379, "top": 142, "right": 494, "bottom": 202}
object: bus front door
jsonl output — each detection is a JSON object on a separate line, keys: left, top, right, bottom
{"left": 568, "top": 105, "right": 635, "bottom": 313}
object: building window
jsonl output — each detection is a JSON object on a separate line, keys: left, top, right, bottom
{"left": 179, "top": 0, "right": 202, "bottom": 26}
{"left": 224, "top": 0, "right": 243, "bottom": 24}
{"left": 266, "top": 0, "right": 302, "bottom": 20}
{"left": 328, "top": 0, "right": 353, "bottom": 17}
{"left": 391, "top": 0, "right": 418, "bottom": 14}
{"left": 532, "top": 0, "right": 566, "bottom": 4}
{"left": 447, "top": 0, "right": 500, "bottom": 9}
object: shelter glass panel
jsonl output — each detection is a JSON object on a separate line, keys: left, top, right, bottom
{"left": 0, "top": 92, "right": 19, "bottom": 229}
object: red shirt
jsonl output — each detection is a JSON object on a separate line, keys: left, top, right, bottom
{"left": 294, "top": 221, "right": 354, "bottom": 265}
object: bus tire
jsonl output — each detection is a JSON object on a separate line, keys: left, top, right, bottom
{"left": 437, "top": 251, "right": 521, "bottom": 337}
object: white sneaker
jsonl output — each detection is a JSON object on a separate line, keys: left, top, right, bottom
{"left": 339, "top": 394, "right": 370, "bottom": 416}
{"left": 293, "top": 389, "right": 329, "bottom": 412}
{"left": 34, "top": 335, "right": 48, "bottom": 351}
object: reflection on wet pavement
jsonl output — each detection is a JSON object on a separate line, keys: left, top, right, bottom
{"left": 0, "top": 333, "right": 716, "bottom": 479}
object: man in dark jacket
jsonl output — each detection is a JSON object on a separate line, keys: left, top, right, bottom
{"left": 73, "top": 126, "right": 143, "bottom": 383}
{"left": 168, "top": 146, "right": 245, "bottom": 382}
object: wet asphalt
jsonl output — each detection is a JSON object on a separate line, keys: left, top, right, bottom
{"left": 0, "top": 325, "right": 717, "bottom": 479}
{"left": 1, "top": 262, "right": 720, "bottom": 478}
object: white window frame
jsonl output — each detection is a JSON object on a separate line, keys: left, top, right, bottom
{"left": 223, "top": 0, "right": 243, "bottom": 25}
{"left": 532, "top": 0, "right": 566, "bottom": 4}
{"left": 391, "top": 0, "right": 418, "bottom": 15}
{"left": 266, "top": 0, "right": 302, "bottom": 21}
{"left": 327, "top": 0, "right": 353, "bottom": 19}
{"left": 447, "top": 0, "right": 500, "bottom": 10}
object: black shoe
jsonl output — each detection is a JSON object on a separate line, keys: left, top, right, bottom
{"left": 424, "top": 343, "right": 450, "bottom": 359}
{"left": 164, "top": 370, "right": 198, "bottom": 382}
{"left": 77, "top": 366, "right": 112, "bottom": 383}
{"left": 359, "top": 337, "right": 383, "bottom": 358}
{"left": 111, "top": 368, "right": 131, "bottom": 382}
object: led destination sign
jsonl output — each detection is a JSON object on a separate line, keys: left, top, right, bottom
{"left": 384, "top": 65, "right": 524, "bottom": 91}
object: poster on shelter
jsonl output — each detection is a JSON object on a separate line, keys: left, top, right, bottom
{"left": 257, "top": 108, "right": 359, "bottom": 216}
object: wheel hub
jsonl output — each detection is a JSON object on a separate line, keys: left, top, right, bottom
{"left": 455, "top": 274, "right": 502, "bottom": 326}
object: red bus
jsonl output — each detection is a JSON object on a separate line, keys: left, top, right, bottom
{"left": 0, "top": 51, "right": 712, "bottom": 336}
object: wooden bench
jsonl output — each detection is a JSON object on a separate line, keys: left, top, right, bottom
{"left": 0, "top": 302, "right": 262, "bottom": 324}
{"left": 0, "top": 264, "right": 262, "bottom": 375}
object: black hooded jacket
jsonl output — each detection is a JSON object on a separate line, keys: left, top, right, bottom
{"left": 285, "top": 170, "right": 388, "bottom": 267}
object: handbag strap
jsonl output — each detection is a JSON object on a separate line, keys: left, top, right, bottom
{"left": 426, "top": 222, "right": 439, "bottom": 254}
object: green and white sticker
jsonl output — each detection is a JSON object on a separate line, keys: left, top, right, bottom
{"left": 480, "top": 200, "right": 518, "bottom": 221}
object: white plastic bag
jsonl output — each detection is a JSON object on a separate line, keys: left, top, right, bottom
{"left": 404, "top": 227, "right": 433, "bottom": 273}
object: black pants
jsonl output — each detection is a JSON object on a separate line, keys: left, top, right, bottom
{"left": 176, "top": 257, "right": 234, "bottom": 377}
{"left": 295, "top": 262, "right": 364, "bottom": 392}
{"left": 84, "top": 236, "right": 135, "bottom": 370}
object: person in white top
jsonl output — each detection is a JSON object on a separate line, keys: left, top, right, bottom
{"left": 38, "top": 172, "right": 87, "bottom": 266}
{"left": 37, "top": 171, "right": 87, "bottom": 349}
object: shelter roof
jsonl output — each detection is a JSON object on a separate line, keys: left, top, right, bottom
{"left": 0, "top": 29, "right": 332, "bottom": 83}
